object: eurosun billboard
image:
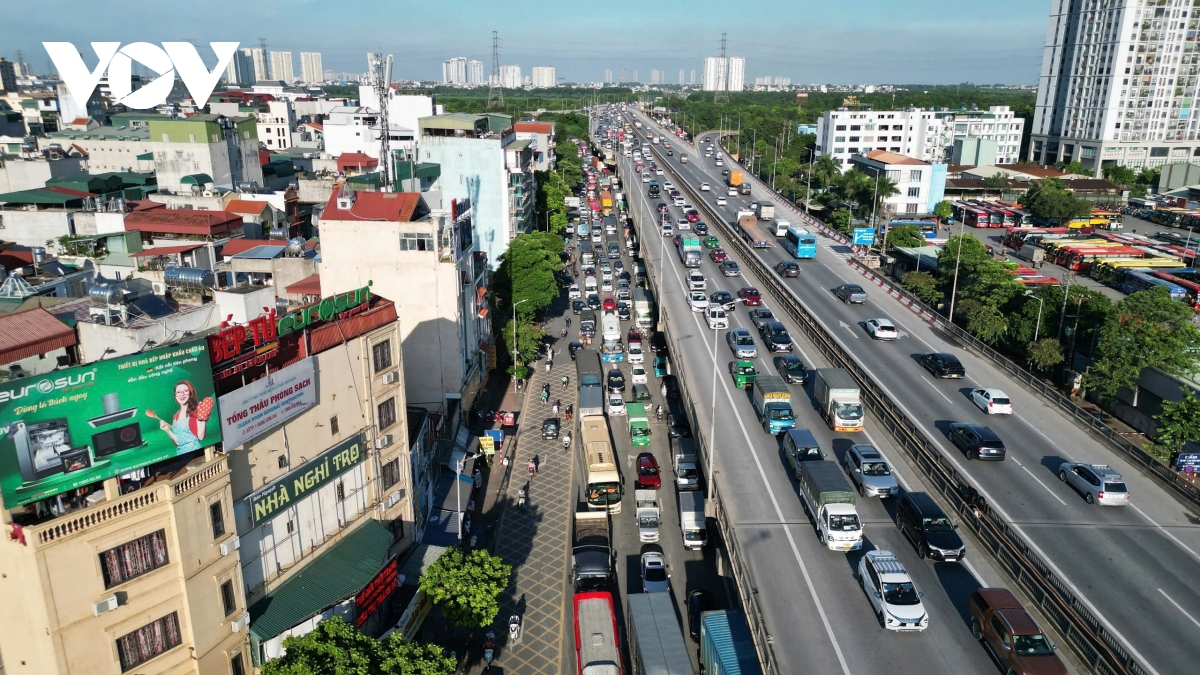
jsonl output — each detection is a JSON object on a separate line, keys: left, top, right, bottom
{"left": 0, "top": 341, "right": 222, "bottom": 508}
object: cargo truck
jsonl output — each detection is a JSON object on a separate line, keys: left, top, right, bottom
{"left": 678, "top": 235, "right": 702, "bottom": 267}
{"left": 757, "top": 200, "right": 775, "bottom": 221}
{"left": 632, "top": 288, "right": 655, "bottom": 329}
{"left": 635, "top": 490, "right": 660, "bottom": 542}
{"left": 814, "top": 368, "right": 864, "bottom": 432}
{"left": 727, "top": 170, "right": 744, "bottom": 188}
{"left": 671, "top": 436, "right": 700, "bottom": 491}
{"left": 737, "top": 214, "right": 774, "bottom": 248}
{"left": 626, "top": 402, "right": 651, "bottom": 447}
{"left": 798, "top": 461, "right": 863, "bottom": 551}
{"left": 572, "top": 511, "right": 614, "bottom": 590}
{"left": 700, "top": 610, "right": 762, "bottom": 675}
{"left": 600, "top": 191, "right": 613, "bottom": 215}
{"left": 750, "top": 375, "right": 796, "bottom": 434}
{"left": 679, "top": 491, "right": 708, "bottom": 549}
{"left": 627, "top": 593, "right": 693, "bottom": 674}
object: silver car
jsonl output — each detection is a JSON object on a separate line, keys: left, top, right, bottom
{"left": 726, "top": 328, "right": 758, "bottom": 359}
{"left": 1058, "top": 463, "right": 1130, "bottom": 506}
{"left": 640, "top": 551, "right": 670, "bottom": 593}
{"left": 844, "top": 444, "right": 899, "bottom": 497}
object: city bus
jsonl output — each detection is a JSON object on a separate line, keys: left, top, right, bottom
{"left": 1064, "top": 246, "right": 1145, "bottom": 272}
{"left": 600, "top": 312, "right": 624, "bottom": 363}
{"left": 575, "top": 591, "right": 623, "bottom": 675}
{"left": 1091, "top": 257, "right": 1187, "bottom": 282}
{"left": 889, "top": 220, "right": 939, "bottom": 241}
{"left": 1001, "top": 227, "right": 1072, "bottom": 249}
{"left": 580, "top": 241, "right": 596, "bottom": 267}
{"left": 582, "top": 416, "right": 622, "bottom": 513}
{"left": 783, "top": 226, "right": 818, "bottom": 258}
{"left": 1123, "top": 269, "right": 1188, "bottom": 301}
{"left": 1152, "top": 269, "right": 1200, "bottom": 309}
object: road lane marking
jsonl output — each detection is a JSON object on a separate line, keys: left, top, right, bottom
{"left": 1158, "top": 588, "right": 1200, "bottom": 630}
{"left": 1010, "top": 458, "right": 1068, "bottom": 506}
{"left": 1131, "top": 504, "right": 1200, "bottom": 564}
{"left": 921, "top": 376, "right": 955, "bottom": 404}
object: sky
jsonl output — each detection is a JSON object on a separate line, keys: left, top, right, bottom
{"left": 3, "top": 0, "right": 1051, "bottom": 85}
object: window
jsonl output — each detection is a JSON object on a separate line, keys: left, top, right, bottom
{"left": 330, "top": 415, "right": 340, "bottom": 435}
{"left": 210, "top": 501, "right": 225, "bottom": 539}
{"left": 907, "top": 187, "right": 921, "bottom": 197}
{"left": 906, "top": 203, "right": 919, "bottom": 213}
{"left": 378, "top": 397, "right": 397, "bottom": 431}
{"left": 220, "top": 579, "right": 237, "bottom": 616}
{"left": 849, "top": 136, "right": 860, "bottom": 142}
{"left": 278, "top": 455, "right": 288, "bottom": 469}
{"left": 382, "top": 458, "right": 401, "bottom": 489}
{"left": 336, "top": 482, "right": 346, "bottom": 501}
{"left": 116, "top": 612, "right": 182, "bottom": 672}
{"left": 835, "top": 124, "right": 846, "bottom": 131}
{"left": 372, "top": 340, "right": 392, "bottom": 373}
{"left": 100, "top": 530, "right": 169, "bottom": 588}
{"left": 909, "top": 170, "right": 922, "bottom": 181}
{"left": 231, "top": 654, "right": 246, "bottom": 675}
{"left": 399, "top": 232, "right": 434, "bottom": 251}
{"left": 850, "top": 125, "right": 861, "bottom": 131}
{"left": 834, "top": 136, "right": 846, "bottom": 143}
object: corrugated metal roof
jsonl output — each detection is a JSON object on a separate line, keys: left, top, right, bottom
{"left": 284, "top": 274, "right": 322, "bottom": 296}
{"left": 700, "top": 610, "right": 761, "bottom": 675}
{"left": 0, "top": 308, "right": 77, "bottom": 364}
{"left": 124, "top": 209, "right": 243, "bottom": 235}
{"left": 234, "top": 245, "right": 286, "bottom": 260}
{"left": 220, "top": 239, "right": 274, "bottom": 257}
{"left": 129, "top": 243, "right": 203, "bottom": 258}
{"left": 504, "top": 138, "right": 532, "bottom": 151}
{"left": 321, "top": 189, "right": 425, "bottom": 223}
{"left": 248, "top": 519, "right": 393, "bottom": 641}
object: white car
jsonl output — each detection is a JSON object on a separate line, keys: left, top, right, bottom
{"left": 607, "top": 395, "right": 626, "bottom": 417}
{"left": 602, "top": 280, "right": 613, "bottom": 292}
{"left": 864, "top": 318, "right": 898, "bottom": 340}
{"left": 716, "top": 196, "right": 727, "bottom": 206}
{"left": 568, "top": 284, "right": 581, "bottom": 299}
{"left": 727, "top": 187, "right": 738, "bottom": 196}
{"left": 676, "top": 217, "right": 690, "bottom": 231}
{"left": 631, "top": 364, "right": 648, "bottom": 384}
{"left": 700, "top": 182, "right": 711, "bottom": 191}
{"left": 705, "top": 303, "right": 729, "bottom": 329}
{"left": 690, "top": 291, "right": 710, "bottom": 312}
{"left": 642, "top": 172, "right": 651, "bottom": 183}
{"left": 970, "top": 388, "right": 1013, "bottom": 415}
{"left": 628, "top": 342, "right": 645, "bottom": 364}
{"left": 663, "top": 182, "right": 674, "bottom": 191}
{"left": 640, "top": 551, "right": 670, "bottom": 593}
{"left": 656, "top": 168, "right": 664, "bottom": 175}
{"left": 858, "top": 550, "right": 928, "bottom": 632}
{"left": 687, "top": 270, "right": 707, "bottom": 291}
{"left": 600, "top": 267, "right": 613, "bottom": 281}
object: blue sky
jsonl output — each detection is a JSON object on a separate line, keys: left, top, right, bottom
{"left": 4, "top": 0, "right": 1050, "bottom": 84}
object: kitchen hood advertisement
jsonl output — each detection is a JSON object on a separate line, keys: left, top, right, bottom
{"left": 0, "top": 341, "right": 222, "bottom": 508}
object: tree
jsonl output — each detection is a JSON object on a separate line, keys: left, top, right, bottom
{"left": 980, "top": 172, "right": 1011, "bottom": 189}
{"left": 869, "top": 174, "right": 899, "bottom": 223}
{"left": 933, "top": 200, "right": 953, "bottom": 223}
{"left": 419, "top": 547, "right": 511, "bottom": 629}
{"left": 377, "top": 633, "right": 457, "bottom": 675}
{"left": 1084, "top": 287, "right": 1200, "bottom": 401}
{"left": 1028, "top": 338, "right": 1065, "bottom": 371}
{"left": 936, "top": 234, "right": 993, "bottom": 282}
{"left": 810, "top": 154, "right": 841, "bottom": 190}
{"left": 261, "top": 617, "right": 454, "bottom": 675}
{"left": 887, "top": 225, "right": 926, "bottom": 250}
{"left": 500, "top": 317, "right": 545, "bottom": 379}
{"left": 1153, "top": 392, "right": 1200, "bottom": 458}
{"left": 1019, "top": 177, "right": 1091, "bottom": 223}
{"left": 828, "top": 208, "right": 852, "bottom": 235}
{"left": 901, "top": 271, "right": 942, "bottom": 306}
{"left": 967, "top": 304, "right": 1008, "bottom": 344}
{"left": 1103, "top": 164, "right": 1137, "bottom": 187}
{"left": 1056, "top": 160, "right": 1087, "bottom": 175}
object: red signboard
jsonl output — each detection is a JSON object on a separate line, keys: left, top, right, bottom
{"left": 354, "top": 556, "right": 400, "bottom": 628}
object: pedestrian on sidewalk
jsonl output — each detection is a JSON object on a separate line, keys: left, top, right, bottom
{"left": 545, "top": 359, "right": 553, "bottom": 373}
{"left": 561, "top": 375, "right": 570, "bottom": 389}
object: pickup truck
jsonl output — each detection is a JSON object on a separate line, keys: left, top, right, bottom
{"left": 798, "top": 461, "right": 863, "bottom": 552}
{"left": 635, "top": 490, "right": 661, "bottom": 542}
{"left": 967, "top": 588, "right": 1067, "bottom": 675}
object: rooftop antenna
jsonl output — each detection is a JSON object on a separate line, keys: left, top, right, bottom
{"left": 370, "top": 52, "right": 394, "bottom": 191}
{"left": 487, "top": 30, "right": 504, "bottom": 110}
{"left": 714, "top": 33, "right": 729, "bottom": 103}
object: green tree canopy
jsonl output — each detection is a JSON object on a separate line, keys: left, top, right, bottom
{"left": 1057, "top": 160, "right": 1087, "bottom": 175}
{"left": 1019, "top": 177, "right": 1092, "bottom": 223}
{"left": 933, "top": 200, "right": 953, "bottom": 222}
{"left": 419, "top": 548, "right": 511, "bottom": 629}
{"left": 260, "top": 617, "right": 454, "bottom": 675}
{"left": 1084, "top": 287, "right": 1200, "bottom": 400}
{"left": 1103, "top": 164, "right": 1137, "bottom": 187}
{"left": 1027, "top": 338, "right": 1065, "bottom": 371}
{"left": 1153, "top": 392, "right": 1200, "bottom": 458}
{"left": 980, "top": 172, "right": 1011, "bottom": 189}
{"left": 901, "top": 271, "right": 942, "bottom": 306}
{"left": 828, "top": 208, "right": 853, "bottom": 235}
{"left": 887, "top": 225, "right": 927, "bottom": 250}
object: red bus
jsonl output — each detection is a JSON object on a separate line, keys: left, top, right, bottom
{"left": 574, "top": 591, "right": 623, "bottom": 675}
{"left": 1064, "top": 246, "right": 1145, "bottom": 271}
{"left": 1001, "top": 227, "right": 1072, "bottom": 248}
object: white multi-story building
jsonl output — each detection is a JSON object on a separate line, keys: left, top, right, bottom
{"left": 531, "top": 66, "right": 556, "bottom": 88}
{"left": 605, "top": 68, "right": 613, "bottom": 84}
{"left": 299, "top": 52, "right": 323, "bottom": 84}
{"left": 269, "top": 51, "right": 294, "bottom": 83}
{"left": 679, "top": 69, "right": 685, "bottom": 85}
{"left": 256, "top": 100, "right": 296, "bottom": 150}
{"left": 467, "top": 60, "right": 485, "bottom": 85}
{"left": 727, "top": 57, "right": 745, "bottom": 92}
{"left": 849, "top": 150, "right": 947, "bottom": 218}
{"left": 249, "top": 47, "right": 270, "bottom": 82}
{"left": 500, "top": 65, "right": 522, "bottom": 89}
{"left": 815, "top": 106, "right": 1025, "bottom": 166}
{"left": 443, "top": 57, "right": 467, "bottom": 85}
{"left": 630, "top": 69, "right": 638, "bottom": 83}
{"left": 703, "top": 57, "right": 726, "bottom": 91}
{"left": 1030, "top": 0, "right": 1200, "bottom": 173}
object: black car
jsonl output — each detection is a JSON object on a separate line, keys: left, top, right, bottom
{"left": 774, "top": 355, "right": 807, "bottom": 384}
{"left": 947, "top": 422, "right": 1006, "bottom": 460}
{"left": 896, "top": 491, "right": 965, "bottom": 561}
{"left": 749, "top": 307, "right": 776, "bottom": 331}
{"left": 667, "top": 412, "right": 692, "bottom": 438}
{"left": 569, "top": 341, "right": 583, "bottom": 360}
{"left": 710, "top": 290, "right": 737, "bottom": 311}
{"left": 541, "top": 418, "right": 560, "bottom": 439}
{"left": 607, "top": 369, "right": 626, "bottom": 394}
{"left": 920, "top": 352, "right": 966, "bottom": 379}
{"left": 617, "top": 302, "right": 632, "bottom": 321}
{"left": 572, "top": 299, "right": 585, "bottom": 314}
{"left": 687, "top": 589, "right": 716, "bottom": 642}
{"left": 761, "top": 322, "right": 794, "bottom": 353}
{"left": 721, "top": 168, "right": 730, "bottom": 176}
{"left": 694, "top": 222, "right": 709, "bottom": 235}
{"left": 775, "top": 261, "right": 800, "bottom": 278}
{"left": 650, "top": 332, "right": 669, "bottom": 354}
{"left": 586, "top": 294, "right": 601, "bottom": 310}
{"left": 662, "top": 375, "right": 681, "bottom": 400}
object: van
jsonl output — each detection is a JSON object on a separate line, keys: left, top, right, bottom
{"left": 580, "top": 309, "right": 597, "bottom": 338}
{"left": 783, "top": 428, "right": 823, "bottom": 477}
{"left": 896, "top": 492, "right": 965, "bottom": 562}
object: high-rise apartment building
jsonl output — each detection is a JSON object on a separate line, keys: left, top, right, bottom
{"left": 224, "top": 49, "right": 255, "bottom": 85}
{"left": 442, "top": 57, "right": 467, "bottom": 85}
{"left": 250, "top": 47, "right": 270, "bottom": 82}
{"left": 1031, "top": 0, "right": 1200, "bottom": 173}
{"left": 702, "top": 57, "right": 726, "bottom": 91}
{"left": 531, "top": 66, "right": 556, "bottom": 88}
{"left": 269, "top": 51, "right": 294, "bottom": 83}
{"left": 727, "top": 56, "right": 745, "bottom": 92}
{"left": 630, "top": 69, "right": 638, "bottom": 83}
{"left": 690, "top": 69, "right": 696, "bottom": 85}
{"left": 679, "top": 69, "right": 685, "bottom": 85}
{"left": 605, "top": 68, "right": 613, "bottom": 84}
{"left": 467, "top": 60, "right": 484, "bottom": 85}
{"left": 299, "top": 52, "right": 323, "bottom": 83}
{"left": 500, "top": 65, "right": 522, "bottom": 89}
{"left": 620, "top": 69, "right": 627, "bottom": 83}
{"left": 0, "top": 57, "right": 17, "bottom": 93}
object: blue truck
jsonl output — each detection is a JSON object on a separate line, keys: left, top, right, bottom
{"left": 700, "top": 610, "right": 762, "bottom": 674}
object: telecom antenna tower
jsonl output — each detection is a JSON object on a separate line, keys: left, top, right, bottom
{"left": 714, "top": 33, "right": 730, "bottom": 103}
{"left": 488, "top": 31, "right": 505, "bottom": 109}
{"left": 370, "top": 53, "right": 394, "bottom": 190}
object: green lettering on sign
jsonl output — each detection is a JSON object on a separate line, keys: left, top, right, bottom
{"left": 277, "top": 284, "right": 373, "bottom": 337}
{"left": 250, "top": 433, "right": 366, "bottom": 525}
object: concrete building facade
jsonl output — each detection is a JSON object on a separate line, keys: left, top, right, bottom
{"left": 148, "top": 115, "right": 262, "bottom": 193}
{"left": 255, "top": 100, "right": 296, "bottom": 150}
{"left": 816, "top": 106, "right": 1025, "bottom": 166}
{"left": 727, "top": 56, "right": 746, "bottom": 92}
{"left": 467, "top": 60, "right": 485, "bottom": 86}
{"left": 299, "top": 52, "right": 324, "bottom": 84}
{"left": 531, "top": 66, "right": 557, "bottom": 88}
{"left": 703, "top": 57, "right": 726, "bottom": 91}
{"left": 269, "top": 52, "right": 294, "bottom": 84}
{"left": 442, "top": 57, "right": 467, "bottom": 85}
{"left": 850, "top": 149, "right": 947, "bottom": 217}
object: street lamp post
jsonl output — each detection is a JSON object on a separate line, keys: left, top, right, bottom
{"left": 512, "top": 298, "right": 532, "bottom": 392}
{"left": 1026, "top": 291, "right": 1045, "bottom": 343}
{"left": 805, "top": 148, "right": 814, "bottom": 215}
{"left": 707, "top": 322, "right": 718, "bottom": 502}
{"left": 1057, "top": 270, "right": 1075, "bottom": 341}
{"left": 946, "top": 217, "right": 968, "bottom": 324}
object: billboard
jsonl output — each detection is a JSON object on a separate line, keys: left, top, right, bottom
{"left": 250, "top": 433, "right": 365, "bottom": 525}
{"left": 0, "top": 342, "right": 221, "bottom": 508}
{"left": 218, "top": 358, "right": 317, "bottom": 449}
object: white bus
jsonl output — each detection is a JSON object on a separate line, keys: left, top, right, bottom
{"left": 582, "top": 415, "right": 622, "bottom": 514}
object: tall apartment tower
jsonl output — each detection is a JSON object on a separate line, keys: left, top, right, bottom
{"left": 1031, "top": 0, "right": 1200, "bottom": 174}
{"left": 300, "top": 52, "right": 323, "bottom": 83}
{"left": 605, "top": 68, "right": 613, "bottom": 84}
{"left": 249, "top": 47, "right": 270, "bottom": 82}
{"left": 269, "top": 51, "right": 294, "bottom": 83}
{"left": 467, "top": 60, "right": 485, "bottom": 85}
{"left": 442, "top": 57, "right": 467, "bottom": 84}
{"left": 630, "top": 69, "right": 638, "bottom": 83}
{"left": 727, "top": 56, "right": 745, "bottom": 92}
{"left": 531, "top": 66, "right": 556, "bottom": 88}
{"left": 702, "top": 57, "right": 726, "bottom": 91}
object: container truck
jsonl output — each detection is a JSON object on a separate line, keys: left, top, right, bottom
{"left": 632, "top": 288, "right": 655, "bottom": 329}
{"left": 671, "top": 435, "right": 700, "bottom": 491}
{"left": 678, "top": 235, "right": 702, "bottom": 267}
{"left": 814, "top": 368, "right": 864, "bottom": 432}
{"left": 798, "top": 461, "right": 863, "bottom": 552}
{"left": 635, "top": 490, "right": 661, "bottom": 543}
{"left": 700, "top": 610, "right": 762, "bottom": 675}
{"left": 572, "top": 511, "right": 613, "bottom": 590}
{"left": 679, "top": 491, "right": 708, "bottom": 549}
{"left": 750, "top": 375, "right": 796, "bottom": 434}
{"left": 627, "top": 593, "right": 692, "bottom": 674}
{"left": 727, "top": 170, "right": 744, "bottom": 188}
{"left": 737, "top": 215, "right": 774, "bottom": 249}
{"left": 756, "top": 201, "right": 775, "bottom": 221}
{"left": 626, "top": 402, "right": 651, "bottom": 447}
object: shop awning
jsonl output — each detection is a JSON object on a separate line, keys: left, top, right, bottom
{"left": 248, "top": 519, "right": 393, "bottom": 642}
{"left": 129, "top": 244, "right": 203, "bottom": 258}
{"left": 284, "top": 274, "right": 322, "bottom": 296}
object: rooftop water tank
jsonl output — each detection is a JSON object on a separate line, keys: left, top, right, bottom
{"left": 285, "top": 237, "right": 306, "bottom": 256}
{"left": 163, "top": 266, "right": 216, "bottom": 290}
{"left": 88, "top": 283, "right": 124, "bottom": 306}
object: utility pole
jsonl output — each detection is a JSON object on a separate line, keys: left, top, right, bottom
{"left": 714, "top": 33, "right": 730, "bottom": 104}
{"left": 487, "top": 30, "right": 504, "bottom": 109}
{"left": 371, "top": 53, "right": 394, "bottom": 190}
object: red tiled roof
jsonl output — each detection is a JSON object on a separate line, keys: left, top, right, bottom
{"left": 129, "top": 243, "right": 204, "bottom": 258}
{"left": 284, "top": 274, "right": 322, "bottom": 296}
{"left": 129, "top": 200, "right": 165, "bottom": 211}
{"left": 0, "top": 308, "right": 77, "bottom": 365}
{"left": 225, "top": 199, "right": 269, "bottom": 216}
{"left": 337, "top": 152, "right": 380, "bottom": 172}
{"left": 862, "top": 150, "right": 927, "bottom": 165}
{"left": 514, "top": 122, "right": 553, "bottom": 135}
{"left": 321, "top": 189, "right": 422, "bottom": 222}
{"left": 302, "top": 122, "right": 323, "bottom": 131}
{"left": 70, "top": 117, "right": 90, "bottom": 126}
{"left": 0, "top": 248, "right": 34, "bottom": 272}
{"left": 124, "top": 209, "right": 244, "bottom": 236}
{"left": 219, "top": 238, "right": 273, "bottom": 257}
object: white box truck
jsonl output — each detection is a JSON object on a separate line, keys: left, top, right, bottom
{"left": 679, "top": 491, "right": 708, "bottom": 549}
{"left": 635, "top": 490, "right": 661, "bottom": 542}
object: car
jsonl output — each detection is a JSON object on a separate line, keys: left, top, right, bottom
{"left": 835, "top": 283, "right": 867, "bottom": 304}
{"left": 727, "top": 328, "right": 758, "bottom": 358}
{"left": 667, "top": 412, "right": 692, "bottom": 438}
{"left": 656, "top": 202, "right": 669, "bottom": 213}
{"left": 602, "top": 279, "right": 613, "bottom": 292}
{"left": 640, "top": 552, "right": 670, "bottom": 593}
{"left": 775, "top": 260, "right": 800, "bottom": 277}
{"left": 716, "top": 195, "right": 728, "bottom": 206}
{"left": 747, "top": 308, "right": 776, "bottom": 331}
{"left": 631, "top": 383, "right": 652, "bottom": 402}
{"left": 843, "top": 444, "right": 899, "bottom": 497}
{"left": 607, "top": 394, "right": 626, "bottom": 417}
{"left": 1058, "top": 463, "right": 1130, "bottom": 505}
{"left": 748, "top": 201, "right": 759, "bottom": 211}
{"left": 607, "top": 369, "right": 626, "bottom": 394}
{"left": 662, "top": 375, "right": 682, "bottom": 401}
{"left": 541, "top": 418, "right": 560, "bottom": 439}
{"left": 967, "top": 588, "right": 1068, "bottom": 675}
{"left": 651, "top": 332, "right": 668, "bottom": 354}
{"left": 700, "top": 182, "right": 711, "bottom": 191}
{"left": 661, "top": 221, "right": 674, "bottom": 236}
{"left": 673, "top": 195, "right": 685, "bottom": 207}
{"left": 970, "top": 388, "right": 1012, "bottom": 414}
{"left": 569, "top": 341, "right": 583, "bottom": 359}
{"left": 694, "top": 222, "right": 709, "bottom": 236}
{"left": 635, "top": 452, "right": 662, "bottom": 489}
{"left": 663, "top": 181, "right": 674, "bottom": 191}
{"left": 864, "top": 318, "right": 898, "bottom": 340}
{"left": 897, "top": 491, "right": 966, "bottom": 561}
{"left": 653, "top": 355, "right": 668, "bottom": 378}
{"left": 774, "top": 355, "right": 807, "bottom": 384}
{"left": 602, "top": 296, "right": 617, "bottom": 312}
{"left": 687, "top": 270, "right": 707, "bottom": 290}
{"left": 628, "top": 342, "right": 645, "bottom": 364}
{"left": 656, "top": 168, "right": 664, "bottom": 175}
{"left": 572, "top": 299, "right": 585, "bottom": 314}
{"left": 616, "top": 302, "right": 632, "bottom": 321}
{"left": 710, "top": 247, "right": 728, "bottom": 263}
{"left": 706, "top": 303, "right": 728, "bottom": 329}
{"left": 631, "top": 364, "right": 648, "bottom": 384}
{"left": 687, "top": 589, "right": 716, "bottom": 642}
{"left": 627, "top": 328, "right": 643, "bottom": 345}
{"left": 727, "top": 187, "right": 738, "bottom": 196}
{"left": 600, "top": 266, "right": 613, "bottom": 281}
{"left": 665, "top": 149, "right": 674, "bottom": 156}
{"left": 677, "top": 216, "right": 691, "bottom": 230}
{"left": 857, "top": 550, "right": 928, "bottom": 632}
{"left": 948, "top": 422, "right": 1006, "bottom": 460}
{"left": 703, "top": 235, "right": 720, "bottom": 249}
{"left": 586, "top": 293, "right": 601, "bottom": 310}
{"left": 642, "top": 173, "right": 651, "bottom": 183}
{"left": 738, "top": 287, "right": 762, "bottom": 306}
{"left": 920, "top": 352, "right": 966, "bottom": 379}
{"left": 720, "top": 260, "right": 741, "bottom": 277}
{"left": 760, "top": 322, "right": 794, "bottom": 353}
{"left": 710, "top": 290, "right": 737, "bottom": 311}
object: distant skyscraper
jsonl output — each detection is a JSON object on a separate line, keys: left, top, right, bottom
{"left": 442, "top": 57, "right": 467, "bottom": 84}
{"left": 249, "top": 47, "right": 269, "bottom": 82}
{"left": 0, "top": 58, "right": 15, "bottom": 93}
{"left": 630, "top": 69, "right": 638, "bottom": 83}
{"left": 620, "top": 69, "right": 627, "bottom": 83}
{"left": 300, "top": 52, "right": 323, "bottom": 83}
{"left": 269, "top": 51, "right": 294, "bottom": 83}
{"left": 224, "top": 48, "right": 255, "bottom": 85}
{"left": 649, "top": 70, "right": 659, "bottom": 85}
{"left": 702, "top": 57, "right": 726, "bottom": 91}
{"left": 727, "top": 57, "right": 745, "bottom": 92}
{"left": 467, "top": 60, "right": 484, "bottom": 85}
{"left": 679, "top": 69, "right": 685, "bottom": 85}
{"left": 500, "top": 65, "right": 522, "bottom": 88}
{"left": 690, "top": 69, "right": 696, "bottom": 85}
{"left": 605, "top": 68, "right": 613, "bottom": 84}
{"left": 531, "top": 66, "right": 556, "bottom": 88}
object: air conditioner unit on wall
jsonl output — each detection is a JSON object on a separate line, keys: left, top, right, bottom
{"left": 376, "top": 434, "right": 393, "bottom": 449}
{"left": 385, "top": 490, "right": 402, "bottom": 508}
{"left": 382, "top": 370, "right": 399, "bottom": 385}
{"left": 231, "top": 613, "right": 250, "bottom": 633}
{"left": 220, "top": 535, "right": 240, "bottom": 556}
{"left": 92, "top": 595, "right": 118, "bottom": 616}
